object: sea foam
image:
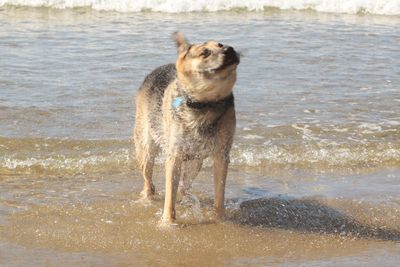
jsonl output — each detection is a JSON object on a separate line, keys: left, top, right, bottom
{"left": 0, "top": 0, "right": 399, "bottom": 15}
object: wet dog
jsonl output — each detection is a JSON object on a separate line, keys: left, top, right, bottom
{"left": 134, "top": 32, "right": 240, "bottom": 225}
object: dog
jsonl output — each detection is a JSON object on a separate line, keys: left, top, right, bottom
{"left": 134, "top": 32, "right": 240, "bottom": 226}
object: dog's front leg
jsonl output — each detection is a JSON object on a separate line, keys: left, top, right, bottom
{"left": 213, "top": 152, "right": 229, "bottom": 220}
{"left": 161, "top": 154, "right": 182, "bottom": 225}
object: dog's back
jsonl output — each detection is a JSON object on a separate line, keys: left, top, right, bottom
{"left": 134, "top": 64, "right": 176, "bottom": 148}
{"left": 137, "top": 64, "right": 176, "bottom": 122}
{"left": 139, "top": 64, "right": 176, "bottom": 99}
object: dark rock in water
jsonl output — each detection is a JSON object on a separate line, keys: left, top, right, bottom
{"left": 236, "top": 197, "right": 400, "bottom": 241}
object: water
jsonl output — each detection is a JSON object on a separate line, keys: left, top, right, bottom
{"left": 1, "top": 4, "right": 400, "bottom": 266}
{"left": 1, "top": 0, "right": 400, "bottom": 15}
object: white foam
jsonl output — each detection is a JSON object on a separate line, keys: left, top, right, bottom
{"left": 358, "top": 123, "right": 382, "bottom": 131}
{"left": 384, "top": 120, "right": 400, "bottom": 126}
{"left": 0, "top": 148, "right": 130, "bottom": 174}
{"left": 0, "top": 0, "right": 399, "bottom": 15}
{"left": 242, "top": 134, "right": 264, "bottom": 140}
{"left": 230, "top": 143, "right": 400, "bottom": 169}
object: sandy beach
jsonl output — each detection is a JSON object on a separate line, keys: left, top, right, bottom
{"left": 1, "top": 2, "right": 400, "bottom": 266}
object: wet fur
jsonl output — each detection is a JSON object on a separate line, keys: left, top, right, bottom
{"left": 134, "top": 33, "right": 239, "bottom": 225}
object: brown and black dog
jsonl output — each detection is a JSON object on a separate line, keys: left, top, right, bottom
{"left": 134, "top": 32, "right": 240, "bottom": 226}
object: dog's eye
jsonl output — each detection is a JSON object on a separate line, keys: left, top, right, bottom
{"left": 218, "top": 43, "right": 223, "bottom": 48}
{"left": 200, "top": 48, "right": 211, "bottom": 58}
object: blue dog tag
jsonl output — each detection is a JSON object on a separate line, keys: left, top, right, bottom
{"left": 172, "top": 96, "right": 184, "bottom": 109}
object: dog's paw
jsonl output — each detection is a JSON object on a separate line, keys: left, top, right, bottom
{"left": 140, "top": 186, "right": 155, "bottom": 196}
{"left": 134, "top": 191, "right": 160, "bottom": 206}
{"left": 133, "top": 197, "right": 153, "bottom": 207}
{"left": 158, "top": 219, "right": 180, "bottom": 229}
{"left": 213, "top": 211, "right": 226, "bottom": 223}
{"left": 139, "top": 188, "right": 158, "bottom": 200}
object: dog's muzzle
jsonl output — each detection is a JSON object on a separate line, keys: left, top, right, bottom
{"left": 222, "top": 46, "right": 240, "bottom": 67}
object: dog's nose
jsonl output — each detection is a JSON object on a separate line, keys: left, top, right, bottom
{"left": 224, "top": 46, "right": 234, "bottom": 55}
{"left": 224, "top": 46, "right": 237, "bottom": 60}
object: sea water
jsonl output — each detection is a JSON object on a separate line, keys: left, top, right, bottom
{"left": 0, "top": 1, "right": 400, "bottom": 266}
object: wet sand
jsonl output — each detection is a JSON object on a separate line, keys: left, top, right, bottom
{"left": 1, "top": 169, "right": 400, "bottom": 266}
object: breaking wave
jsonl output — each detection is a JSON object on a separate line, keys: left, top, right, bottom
{"left": 1, "top": 136, "right": 399, "bottom": 175}
{"left": 1, "top": 0, "right": 399, "bottom": 15}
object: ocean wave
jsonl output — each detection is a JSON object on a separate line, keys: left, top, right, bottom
{"left": 230, "top": 142, "right": 400, "bottom": 170}
{"left": 0, "top": 137, "right": 133, "bottom": 175}
{"left": 0, "top": 0, "right": 399, "bottom": 15}
{"left": 1, "top": 137, "right": 399, "bottom": 175}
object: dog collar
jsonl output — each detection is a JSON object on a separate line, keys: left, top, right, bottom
{"left": 172, "top": 93, "right": 234, "bottom": 110}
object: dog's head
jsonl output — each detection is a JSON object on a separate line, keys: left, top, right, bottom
{"left": 174, "top": 32, "right": 240, "bottom": 102}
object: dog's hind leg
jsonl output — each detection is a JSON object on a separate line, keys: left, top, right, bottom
{"left": 179, "top": 158, "right": 203, "bottom": 201}
{"left": 161, "top": 154, "right": 182, "bottom": 224}
{"left": 213, "top": 152, "right": 229, "bottom": 220}
{"left": 134, "top": 121, "right": 159, "bottom": 200}
{"left": 177, "top": 158, "right": 203, "bottom": 218}
{"left": 137, "top": 140, "right": 159, "bottom": 199}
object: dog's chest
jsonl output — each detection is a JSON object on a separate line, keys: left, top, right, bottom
{"left": 171, "top": 109, "right": 220, "bottom": 156}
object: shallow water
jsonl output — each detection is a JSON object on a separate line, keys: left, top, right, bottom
{"left": 0, "top": 6, "right": 400, "bottom": 266}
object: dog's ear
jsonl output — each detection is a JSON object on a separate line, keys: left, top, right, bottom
{"left": 173, "top": 32, "right": 190, "bottom": 55}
